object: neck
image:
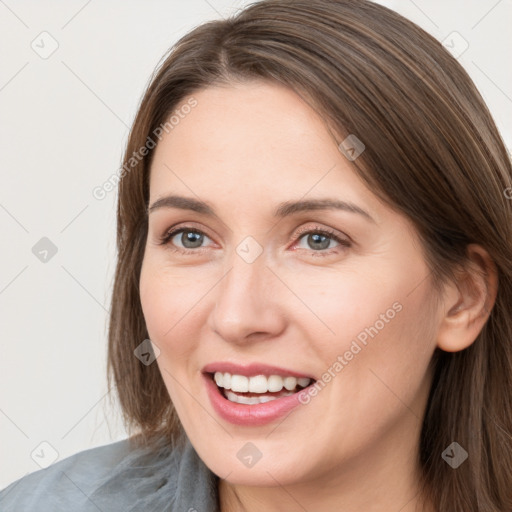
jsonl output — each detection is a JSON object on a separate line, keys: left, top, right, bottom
{"left": 219, "top": 463, "right": 434, "bottom": 512}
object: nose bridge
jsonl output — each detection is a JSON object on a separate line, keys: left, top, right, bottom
{"left": 209, "top": 241, "right": 284, "bottom": 343}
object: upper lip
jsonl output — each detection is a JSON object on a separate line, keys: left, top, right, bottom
{"left": 202, "top": 361, "right": 316, "bottom": 380}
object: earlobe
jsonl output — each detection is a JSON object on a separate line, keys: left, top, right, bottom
{"left": 436, "top": 244, "right": 498, "bottom": 353}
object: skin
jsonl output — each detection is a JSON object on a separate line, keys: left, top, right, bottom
{"left": 139, "top": 80, "right": 497, "bottom": 512}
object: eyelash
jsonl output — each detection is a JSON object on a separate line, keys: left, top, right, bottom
{"left": 157, "top": 224, "right": 351, "bottom": 257}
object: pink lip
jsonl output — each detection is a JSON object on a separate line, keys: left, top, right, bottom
{"left": 203, "top": 373, "right": 313, "bottom": 426}
{"left": 202, "top": 361, "right": 315, "bottom": 379}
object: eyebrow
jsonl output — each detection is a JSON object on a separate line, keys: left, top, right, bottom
{"left": 147, "top": 195, "right": 375, "bottom": 223}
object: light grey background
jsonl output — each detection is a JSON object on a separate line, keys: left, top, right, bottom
{"left": 1, "top": 0, "right": 511, "bottom": 488}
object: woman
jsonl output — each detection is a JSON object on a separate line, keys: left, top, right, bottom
{"left": 1, "top": 0, "right": 511, "bottom": 510}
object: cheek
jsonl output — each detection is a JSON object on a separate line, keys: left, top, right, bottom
{"left": 139, "top": 261, "right": 207, "bottom": 416}
{"left": 139, "top": 260, "right": 201, "bottom": 359}
{"left": 288, "top": 263, "right": 409, "bottom": 354}
{"left": 298, "top": 249, "right": 436, "bottom": 398}
{"left": 316, "top": 271, "right": 436, "bottom": 435}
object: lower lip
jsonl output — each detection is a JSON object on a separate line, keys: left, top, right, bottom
{"left": 203, "top": 373, "right": 309, "bottom": 426}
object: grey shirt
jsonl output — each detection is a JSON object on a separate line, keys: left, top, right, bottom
{"left": 0, "top": 435, "right": 220, "bottom": 511}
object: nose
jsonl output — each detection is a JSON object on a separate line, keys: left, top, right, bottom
{"left": 208, "top": 248, "right": 287, "bottom": 346}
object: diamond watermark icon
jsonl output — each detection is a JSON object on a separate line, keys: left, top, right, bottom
{"left": 338, "top": 134, "right": 365, "bottom": 161}
{"left": 32, "top": 237, "right": 58, "bottom": 263}
{"left": 236, "top": 236, "right": 263, "bottom": 264}
{"left": 442, "top": 31, "right": 469, "bottom": 59}
{"left": 31, "top": 441, "right": 59, "bottom": 469}
{"left": 236, "top": 442, "right": 263, "bottom": 468}
{"left": 441, "top": 441, "right": 468, "bottom": 469}
{"left": 31, "top": 31, "right": 59, "bottom": 59}
{"left": 134, "top": 338, "right": 161, "bottom": 365}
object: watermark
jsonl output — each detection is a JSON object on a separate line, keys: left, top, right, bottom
{"left": 32, "top": 237, "right": 58, "bottom": 263}
{"left": 31, "top": 31, "right": 59, "bottom": 60}
{"left": 236, "top": 442, "right": 263, "bottom": 468}
{"left": 236, "top": 236, "right": 264, "bottom": 264}
{"left": 298, "top": 301, "right": 403, "bottom": 405}
{"left": 338, "top": 134, "right": 365, "bottom": 161}
{"left": 92, "top": 96, "right": 198, "bottom": 201}
{"left": 134, "top": 338, "right": 161, "bottom": 365}
{"left": 30, "top": 441, "right": 59, "bottom": 469}
{"left": 441, "top": 31, "right": 469, "bottom": 59}
{"left": 441, "top": 441, "right": 468, "bottom": 469}
{"left": 504, "top": 187, "right": 512, "bottom": 200}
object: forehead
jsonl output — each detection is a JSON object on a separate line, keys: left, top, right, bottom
{"left": 148, "top": 81, "right": 381, "bottom": 219}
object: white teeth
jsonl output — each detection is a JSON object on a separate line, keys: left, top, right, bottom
{"left": 225, "top": 390, "right": 280, "bottom": 405}
{"left": 267, "top": 375, "right": 284, "bottom": 392}
{"left": 223, "top": 372, "right": 231, "bottom": 390}
{"left": 297, "top": 377, "right": 311, "bottom": 387}
{"left": 248, "top": 375, "right": 268, "bottom": 393}
{"left": 213, "top": 372, "right": 312, "bottom": 393}
{"left": 230, "top": 374, "right": 249, "bottom": 392}
{"left": 283, "top": 376, "right": 298, "bottom": 391}
{"left": 258, "top": 395, "right": 276, "bottom": 403}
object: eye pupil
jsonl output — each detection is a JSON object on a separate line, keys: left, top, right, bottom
{"left": 182, "top": 231, "right": 203, "bottom": 249}
{"left": 308, "top": 233, "right": 330, "bottom": 250}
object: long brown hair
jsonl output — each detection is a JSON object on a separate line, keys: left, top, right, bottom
{"left": 106, "top": 1, "right": 512, "bottom": 509}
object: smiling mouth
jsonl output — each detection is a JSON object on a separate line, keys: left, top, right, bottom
{"left": 207, "top": 371, "right": 316, "bottom": 405}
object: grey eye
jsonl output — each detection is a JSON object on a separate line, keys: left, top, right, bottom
{"left": 297, "top": 232, "right": 339, "bottom": 251}
{"left": 173, "top": 230, "right": 207, "bottom": 249}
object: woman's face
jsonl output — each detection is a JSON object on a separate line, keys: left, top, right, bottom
{"left": 139, "top": 80, "right": 441, "bottom": 488}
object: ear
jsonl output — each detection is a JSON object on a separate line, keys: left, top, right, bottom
{"left": 436, "top": 244, "right": 498, "bottom": 352}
